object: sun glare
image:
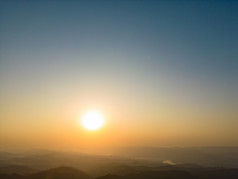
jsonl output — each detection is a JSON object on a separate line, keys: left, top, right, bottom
{"left": 81, "top": 111, "right": 105, "bottom": 131}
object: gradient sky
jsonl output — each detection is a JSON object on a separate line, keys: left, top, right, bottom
{"left": 0, "top": 0, "right": 238, "bottom": 151}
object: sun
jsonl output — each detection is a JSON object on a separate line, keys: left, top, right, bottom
{"left": 81, "top": 110, "right": 105, "bottom": 131}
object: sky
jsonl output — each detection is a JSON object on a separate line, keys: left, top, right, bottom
{"left": 0, "top": 0, "right": 238, "bottom": 151}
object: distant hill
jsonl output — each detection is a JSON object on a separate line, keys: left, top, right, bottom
{"left": 96, "top": 170, "right": 196, "bottom": 179}
{"left": 0, "top": 166, "right": 91, "bottom": 179}
{"left": 0, "top": 165, "right": 238, "bottom": 179}
{"left": 0, "top": 173, "right": 24, "bottom": 179}
{"left": 91, "top": 164, "right": 139, "bottom": 177}
{"left": 0, "top": 149, "right": 238, "bottom": 178}
{"left": 96, "top": 168, "right": 238, "bottom": 179}
{"left": 1, "top": 147, "right": 238, "bottom": 170}
{"left": 29, "top": 166, "right": 91, "bottom": 179}
{"left": 112, "top": 147, "right": 238, "bottom": 168}
{"left": 0, "top": 164, "right": 36, "bottom": 174}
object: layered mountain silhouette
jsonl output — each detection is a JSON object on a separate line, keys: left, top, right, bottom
{"left": 0, "top": 165, "right": 238, "bottom": 179}
{"left": 29, "top": 166, "right": 91, "bottom": 179}
{"left": 0, "top": 166, "right": 91, "bottom": 179}
{"left": 96, "top": 170, "right": 195, "bottom": 179}
{"left": 0, "top": 165, "right": 37, "bottom": 175}
{"left": 0, "top": 149, "right": 238, "bottom": 179}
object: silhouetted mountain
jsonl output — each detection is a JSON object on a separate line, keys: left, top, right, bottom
{"left": 92, "top": 164, "right": 138, "bottom": 177}
{"left": 0, "top": 149, "right": 238, "bottom": 178}
{"left": 0, "top": 165, "right": 238, "bottom": 179}
{"left": 0, "top": 166, "right": 91, "bottom": 179}
{"left": 28, "top": 166, "right": 91, "bottom": 179}
{"left": 194, "top": 168, "right": 238, "bottom": 179}
{"left": 96, "top": 170, "right": 196, "bottom": 179}
{"left": 96, "top": 168, "right": 238, "bottom": 179}
{"left": 0, "top": 173, "right": 24, "bottom": 179}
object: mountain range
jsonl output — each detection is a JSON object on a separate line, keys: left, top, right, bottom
{"left": 0, "top": 148, "right": 237, "bottom": 178}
